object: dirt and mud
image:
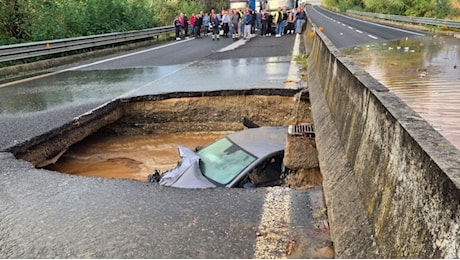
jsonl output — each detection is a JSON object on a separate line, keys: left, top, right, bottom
{"left": 46, "top": 132, "right": 230, "bottom": 182}
{"left": 43, "top": 92, "right": 320, "bottom": 189}
{"left": 16, "top": 90, "right": 333, "bottom": 258}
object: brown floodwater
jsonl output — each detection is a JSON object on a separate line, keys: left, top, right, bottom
{"left": 47, "top": 132, "right": 230, "bottom": 182}
{"left": 342, "top": 35, "right": 460, "bottom": 149}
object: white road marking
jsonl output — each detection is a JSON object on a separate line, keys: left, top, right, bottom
{"left": 254, "top": 187, "right": 293, "bottom": 259}
{"left": 310, "top": 5, "right": 425, "bottom": 37}
{"left": 368, "top": 34, "right": 378, "bottom": 39}
{"left": 217, "top": 39, "right": 248, "bottom": 52}
{"left": 60, "top": 39, "right": 193, "bottom": 72}
{"left": 285, "top": 34, "right": 301, "bottom": 88}
{"left": 0, "top": 38, "right": 194, "bottom": 88}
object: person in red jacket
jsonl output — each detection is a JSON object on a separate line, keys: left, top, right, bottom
{"left": 190, "top": 13, "right": 196, "bottom": 36}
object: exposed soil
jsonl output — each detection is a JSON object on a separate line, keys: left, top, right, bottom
{"left": 44, "top": 93, "right": 320, "bottom": 189}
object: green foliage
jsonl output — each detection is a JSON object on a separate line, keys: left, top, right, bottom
{"left": 1, "top": 0, "right": 158, "bottom": 43}
{"left": 0, "top": 0, "right": 234, "bottom": 44}
{"left": 0, "top": 0, "right": 31, "bottom": 43}
{"left": 328, "top": 0, "right": 459, "bottom": 19}
{"left": 321, "top": 0, "right": 340, "bottom": 10}
{"left": 1, "top": 0, "right": 457, "bottom": 45}
{"left": 151, "top": 0, "right": 206, "bottom": 26}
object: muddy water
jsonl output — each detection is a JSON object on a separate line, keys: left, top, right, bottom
{"left": 342, "top": 35, "right": 460, "bottom": 149}
{"left": 45, "top": 94, "right": 314, "bottom": 184}
{"left": 47, "top": 132, "right": 230, "bottom": 182}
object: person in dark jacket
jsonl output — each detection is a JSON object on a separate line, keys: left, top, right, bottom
{"left": 210, "top": 10, "right": 220, "bottom": 40}
{"left": 267, "top": 12, "right": 273, "bottom": 36}
{"left": 183, "top": 14, "right": 189, "bottom": 37}
{"left": 174, "top": 16, "right": 181, "bottom": 40}
{"left": 261, "top": 10, "right": 269, "bottom": 36}
{"left": 243, "top": 9, "right": 252, "bottom": 39}
{"left": 295, "top": 6, "right": 307, "bottom": 34}
{"left": 194, "top": 13, "right": 202, "bottom": 38}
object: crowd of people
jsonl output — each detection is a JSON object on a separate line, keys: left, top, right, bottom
{"left": 173, "top": 5, "right": 307, "bottom": 41}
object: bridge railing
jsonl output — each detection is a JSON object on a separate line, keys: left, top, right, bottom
{"left": 0, "top": 26, "right": 175, "bottom": 63}
{"left": 347, "top": 10, "right": 460, "bottom": 29}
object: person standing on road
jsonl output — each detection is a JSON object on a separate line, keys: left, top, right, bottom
{"left": 281, "top": 7, "right": 288, "bottom": 35}
{"left": 183, "top": 13, "right": 189, "bottom": 38}
{"left": 274, "top": 7, "right": 284, "bottom": 37}
{"left": 202, "top": 12, "right": 210, "bottom": 36}
{"left": 256, "top": 10, "right": 262, "bottom": 32}
{"left": 194, "top": 13, "right": 202, "bottom": 38}
{"left": 295, "top": 6, "right": 307, "bottom": 34}
{"left": 243, "top": 9, "right": 252, "bottom": 40}
{"left": 210, "top": 10, "right": 221, "bottom": 40}
{"left": 267, "top": 11, "right": 273, "bottom": 36}
{"left": 222, "top": 10, "right": 230, "bottom": 38}
{"left": 250, "top": 9, "right": 257, "bottom": 36}
{"left": 190, "top": 13, "right": 196, "bottom": 36}
{"left": 261, "top": 10, "right": 268, "bottom": 36}
{"left": 179, "top": 13, "right": 185, "bottom": 38}
{"left": 174, "top": 15, "right": 182, "bottom": 40}
{"left": 286, "top": 9, "right": 295, "bottom": 34}
{"left": 230, "top": 9, "right": 240, "bottom": 40}
{"left": 239, "top": 9, "right": 245, "bottom": 38}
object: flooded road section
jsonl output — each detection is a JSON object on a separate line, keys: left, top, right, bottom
{"left": 0, "top": 67, "right": 175, "bottom": 114}
{"left": 0, "top": 57, "right": 291, "bottom": 115}
{"left": 342, "top": 35, "right": 460, "bottom": 149}
{"left": 46, "top": 132, "right": 230, "bottom": 182}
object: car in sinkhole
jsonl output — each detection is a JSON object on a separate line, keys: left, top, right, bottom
{"left": 148, "top": 126, "right": 287, "bottom": 188}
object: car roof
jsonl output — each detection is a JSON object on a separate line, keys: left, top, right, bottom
{"left": 226, "top": 126, "right": 287, "bottom": 158}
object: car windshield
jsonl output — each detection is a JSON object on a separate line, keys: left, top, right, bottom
{"left": 197, "top": 137, "right": 257, "bottom": 185}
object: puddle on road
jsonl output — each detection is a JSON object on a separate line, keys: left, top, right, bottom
{"left": 46, "top": 132, "right": 229, "bottom": 182}
{"left": 0, "top": 57, "right": 291, "bottom": 115}
{"left": 0, "top": 68, "right": 172, "bottom": 114}
{"left": 342, "top": 35, "right": 460, "bottom": 149}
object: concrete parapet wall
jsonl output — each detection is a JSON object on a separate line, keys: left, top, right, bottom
{"left": 304, "top": 20, "right": 460, "bottom": 258}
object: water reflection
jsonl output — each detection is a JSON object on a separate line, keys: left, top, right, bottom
{"left": 342, "top": 35, "right": 460, "bottom": 149}
{"left": 121, "top": 57, "right": 291, "bottom": 97}
{"left": 0, "top": 67, "right": 175, "bottom": 114}
{"left": 0, "top": 57, "right": 290, "bottom": 114}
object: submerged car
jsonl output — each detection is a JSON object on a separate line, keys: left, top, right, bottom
{"left": 149, "top": 126, "right": 288, "bottom": 188}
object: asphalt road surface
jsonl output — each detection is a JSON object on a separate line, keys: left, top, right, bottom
{"left": 306, "top": 5, "right": 425, "bottom": 48}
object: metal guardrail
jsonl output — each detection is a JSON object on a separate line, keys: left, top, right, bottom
{"left": 347, "top": 10, "right": 460, "bottom": 29}
{"left": 0, "top": 26, "right": 175, "bottom": 63}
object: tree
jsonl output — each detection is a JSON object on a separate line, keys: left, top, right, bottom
{"left": 0, "top": 0, "right": 31, "bottom": 43}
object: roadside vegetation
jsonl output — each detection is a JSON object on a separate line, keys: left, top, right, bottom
{"left": 295, "top": 52, "right": 309, "bottom": 81}
{"left": 0, "top": 0, "right": 229, "bottom": 45}
{"left": 1, "top": 0, "right": 459, "bottom": 45}
{"left": 322, "top": 0, "right": 460, "bottom": 20}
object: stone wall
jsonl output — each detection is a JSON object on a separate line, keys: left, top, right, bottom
{"left": 304, "top": 19, "right": 460, "bottom": 258}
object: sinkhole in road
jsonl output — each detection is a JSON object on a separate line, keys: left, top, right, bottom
{"left": 13, "top": 89, "right": 321, "bottom": 188}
